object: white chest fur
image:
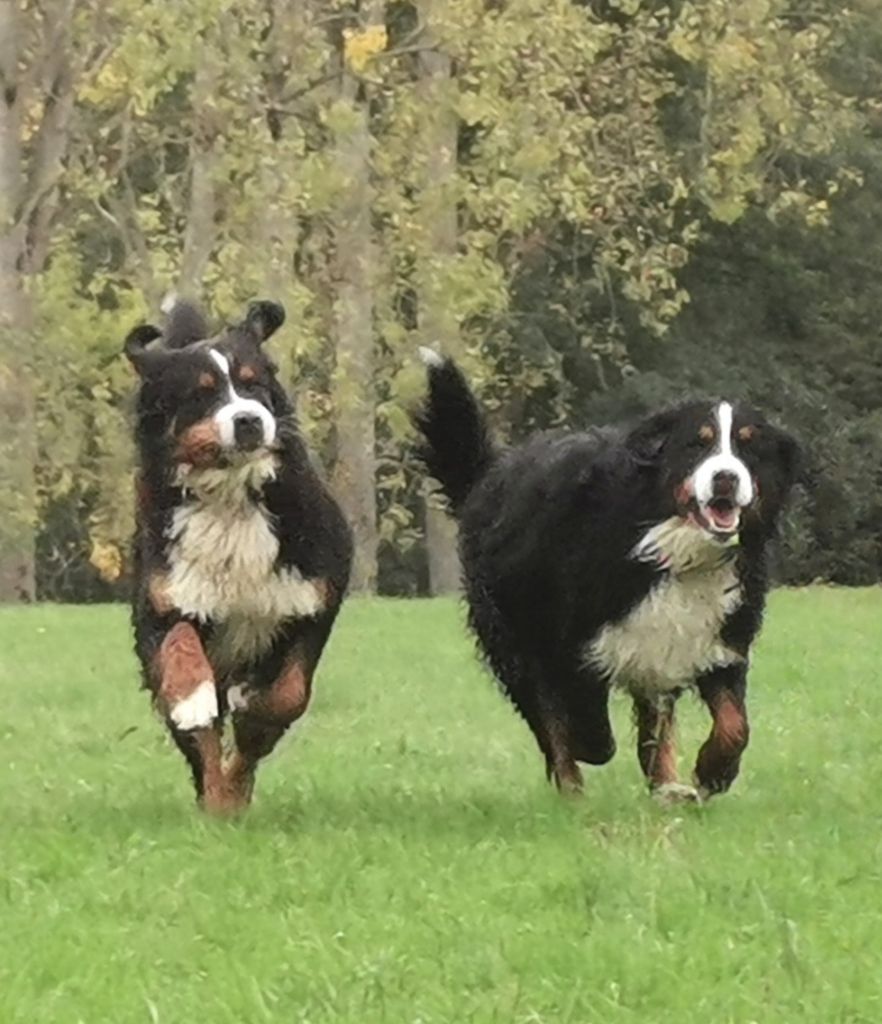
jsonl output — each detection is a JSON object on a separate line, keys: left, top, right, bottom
{"left": 588, "top": 517, "right": 743, "bottom": 693}
{"left": 165, "top": 459, "right": 325, "bottom": 671}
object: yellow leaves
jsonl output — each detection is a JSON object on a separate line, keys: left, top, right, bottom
{"left": 710, "top": 35, "right": 758, "bottom": 77}
{"left": 90, "top": 540, "right": 123, "bottom": 583}
{"left": 669, "top": 2, "right": 703, "bottom": 62}
{"left": 706, "top": 193, "right": 748, "bottom": 225}
{"left": 343, "top": 25, "right": 388, "bottom": 74}
{"left": 79, "top": 59, "right": 130, "bottom": 108}
{"left": 377, "top": 400, "right": 412, "bottom": 441}
{"left": 767, "top": 190, "right": 832, "bottom": 229}
{"left": 21, "top": 98, "right": 45, "bottom": 144}
{"left": 806, "top": 199, "right": 830, "bottom": 228}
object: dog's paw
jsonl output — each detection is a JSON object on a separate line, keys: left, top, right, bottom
{"left": 651, "top": 781, "right": 702, "bottom": 806}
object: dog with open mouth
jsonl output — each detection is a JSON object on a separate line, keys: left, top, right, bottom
{"left": 127, "top": 299, "right": 352, "bottom": 813}
{"left": 415, "top": 353, "right": 800, "bottom": 804}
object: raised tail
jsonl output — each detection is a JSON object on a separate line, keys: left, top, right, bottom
{"left": 413, "top": 349, "right": 496, "bottom": 515}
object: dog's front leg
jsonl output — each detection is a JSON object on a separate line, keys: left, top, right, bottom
{"left": 154, "top": 622, "right": 228, "bottom": 813}
{"left": 694, "top": 664, "right": 750, "bottom": 800}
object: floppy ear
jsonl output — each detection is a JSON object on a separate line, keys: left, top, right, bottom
{"left": 625, "top": 408, "right": 681, "bottom": 467}
{"left": 244, "top": 300, "right": 286, "bottom": 343}
{"left": 772, "top": 425, "right": 803, "bottom": 491}
{"left": 751, "top": 423, "right": 804, "bottom": 527}
{"left": 124, "top": 324, "right": 168, "bottom": 376}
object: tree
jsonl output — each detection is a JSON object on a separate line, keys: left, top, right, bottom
{"left": 12, "top": 0, "right": 881, "bottom": 600}
{"left": 416, "top": 0, "right": 461, "bottom": 594}
{"left": 0, "top": 0, "right": 108, "bottom": 600}
{"left": 0, "top": 0, "right": 35, "bottom": 600}
{"left": 329, "top": 1, "right": 386, "bottom": 594}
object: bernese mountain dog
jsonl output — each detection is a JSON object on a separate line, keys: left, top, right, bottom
{"left": 415, "top": 351, "right": 800, "bottom": 804}
{"left": 126, "top": 299, "right": 352, "bottom": 813}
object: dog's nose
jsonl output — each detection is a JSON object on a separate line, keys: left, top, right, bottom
{"left": 712, "top": 470, "right": 738, "bottom": 497}
{"left": 233, "top": 413, "right": 264, "bottom": 451}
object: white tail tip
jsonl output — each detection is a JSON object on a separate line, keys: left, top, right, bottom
{"left": 418, "top": 346, "right": 443, "bottom": 368}
{"left": 160, "top": 291, "right": 179, "bottom": 315}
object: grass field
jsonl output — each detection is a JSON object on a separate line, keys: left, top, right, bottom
{"left": 2, "top": 590, "right": 882, "bottom": 1023}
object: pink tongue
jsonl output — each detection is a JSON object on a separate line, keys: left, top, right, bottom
{"left": 709, "top": 506, "right": 738, "bottom": 530}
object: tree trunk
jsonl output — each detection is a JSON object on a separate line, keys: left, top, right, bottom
{"left": 417, "top": 3, "right": 461, "bottom": 595}
{"left": 178, "top": 59, "right": 220, "bottom": 299}
{"left": 329, "top": 1, "right": 385, "bottom": 594}
{"left": 0, "top": 0, "right": 35, "bottom": 600}
{"left": 425, "top": 503, "right": 460, "bottom": 594}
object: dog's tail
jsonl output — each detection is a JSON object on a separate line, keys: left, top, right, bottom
{"left": 413, "top": 349, "right": 497, "bottom": 515}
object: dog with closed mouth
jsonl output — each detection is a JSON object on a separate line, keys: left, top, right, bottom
{"left": 415, "top": 352, "right": 800, "bottom": 803}
{"left": 127, "top": 299, "right": 352, "bottom": 813}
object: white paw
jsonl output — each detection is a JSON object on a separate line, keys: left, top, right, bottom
{"left": 169, "top": 680, "right": 218, "bottom": 730}
{"left": 652, "top": 781, "right": 702, "bottom": 806}
{"left": 227, "top": 684, "right": 250, "bottom": 712}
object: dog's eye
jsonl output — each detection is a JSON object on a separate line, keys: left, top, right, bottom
{"left": 690, "top": 426, "right": 714, "bottom": 449}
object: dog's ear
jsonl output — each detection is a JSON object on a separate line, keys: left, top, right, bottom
{"left": 764, "top": 424, "right": 803, "bottom": 493}
{"left": 751, "top": 423, "right": 804, "bottom": 525}
{"left": 775, "top": 427, "right": 803, "bottom": 490}
{"left": 124, "top": 324, "right": 169, "bottom": 376}
{"left": 626, "top": 408, "right": 681, "bottom": 466}
{"left": 244, "top": 300, "right": 286, "bottom": 343}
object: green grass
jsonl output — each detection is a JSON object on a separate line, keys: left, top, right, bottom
{"left": 2, "top": 590, "right": 881, "bottom": 1023}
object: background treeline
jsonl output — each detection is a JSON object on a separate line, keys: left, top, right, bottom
{"left": 0, "top": 0, "right": 880, "bottom": 602}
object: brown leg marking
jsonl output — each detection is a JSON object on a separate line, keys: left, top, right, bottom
{"left": 536, "top": 696, "right": 583, "bottom": 795}
{"left": 192, "top": 729, "right": 227, "bottom": 812}
{"left": 547, "top": 725, "right": 584, "bottom": 795}
{"left": 224, "top": 656, "right": 314, "bottom": 807}
{"left": 148, "top": 571, "right": 174, "bottom": 616}
{"left": 155, "top": 624, "right": 237, "bottom": 814}
{"left": 635, "top": 695, "right": 679, "bottom": 789}
{"left": 550, "top": 756, "right": 584, "bottom": 796}
{"left": 694, "top": 692, "right": 749, "bottom": 798}
{"left": 312, "top": 577, "right": 334, "bottom": 608}
{"left": 156, "top": 623, "right": 214, "bottom": 709}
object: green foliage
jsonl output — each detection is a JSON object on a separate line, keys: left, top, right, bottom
{"left": 7, "top": 0, "right": 878, "bottom": 595}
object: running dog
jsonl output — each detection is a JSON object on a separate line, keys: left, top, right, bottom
{"left": 127, "top": 299, "right": 351, "bottom": 812}
{"left": 415, "top": 352, "right": 800, "bottom": 803}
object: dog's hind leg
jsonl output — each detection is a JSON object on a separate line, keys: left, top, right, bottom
{"left": 562, "top": 664, "right": 617, "bottom": 768}
{"left": 533, "top": 688, "right": 585, "bottom": 795}
{"left": 519, "top": 663, "right": 618, "bottom": 794}
{"left": 223, "top": 647, "right": 316, "bottom": 807}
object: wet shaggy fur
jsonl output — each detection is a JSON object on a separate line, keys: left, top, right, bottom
{"left": 415, "top": 356, "right": 800, "bottom": 802}
{"left": 128, "top": 299, "right": 352, "bottom": 812}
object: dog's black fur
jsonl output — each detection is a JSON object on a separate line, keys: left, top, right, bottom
{"left": 415, "top": 356, "right": 800, "bottom": 802}
{"left": 127, "top": 299, "right": 351, "bottom": 812}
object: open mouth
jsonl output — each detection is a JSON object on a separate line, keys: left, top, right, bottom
{"left": 688, "top": 497, "right": 741, "bottom": 540}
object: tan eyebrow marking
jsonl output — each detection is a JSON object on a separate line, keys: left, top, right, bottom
{"left": 699, "top": 424, "right": 714, "bottom": 443}
{"left": 198, "top": 371, "right": 216, "bottom": 389}
{"left": 238, "top": 365, "right": 256, "bottom": 383}
{"left": 738, "top": 425, "right": 755, "bottom": 442}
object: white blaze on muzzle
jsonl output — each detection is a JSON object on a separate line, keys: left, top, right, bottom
{"left": 209, "top": 350, "right": 276, "bottom": 450}
{"left": 690, "top": 401, "right": 753, "bottom": 508}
